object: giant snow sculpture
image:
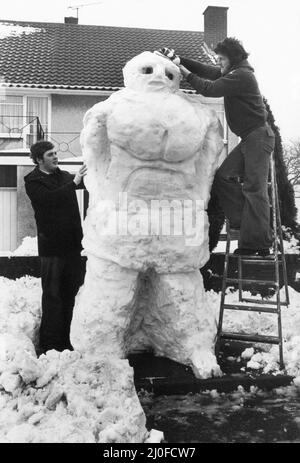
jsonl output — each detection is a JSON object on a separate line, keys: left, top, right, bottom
{"left": 71, "top": 52, "right": 224, "bottom": 379}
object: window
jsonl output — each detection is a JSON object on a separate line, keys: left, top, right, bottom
{"left": 0, "top": 96, "right": 23, "bottom": 135}
{"left": 0, "top": 95, "right": 49, "bottom": 147}
{"left": 26, "top": 96, "right": 49, "bottom": 146}
{"left": 0, "top": 166, "right": 17, "bottom": 187}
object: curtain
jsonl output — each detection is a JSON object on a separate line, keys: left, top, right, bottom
{"left": 27, "top": 97, "right": 48, "bottom": 144}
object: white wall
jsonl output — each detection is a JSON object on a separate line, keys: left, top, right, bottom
{"left": 0, "top": 188, "right": 17, "bottom": 251}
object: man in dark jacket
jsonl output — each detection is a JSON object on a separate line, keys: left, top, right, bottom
{"left": 157, "top": 38, "right": 275, "bottom": 256}
{"left": 25, "top": 140, "right": 87, "bottom": 353}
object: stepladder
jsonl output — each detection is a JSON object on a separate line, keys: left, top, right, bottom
{"left": 215, "top": 152, "right": 290, "bottom": 370}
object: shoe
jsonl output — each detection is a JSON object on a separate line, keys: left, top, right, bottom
{"left": 35, "top": 346, "right": 46, "bottom": 357}
{"left": 63, "top": 343, "right": 74, "bottom": 351}
{"left": 36, "top": 345, "right": 66, "bottom": 357}
{"left": 233, "top": 248, "right": 270, "bottom": 257}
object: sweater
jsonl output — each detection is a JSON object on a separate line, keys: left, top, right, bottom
{"left": 24, "top": 167, "right": 83, "bottom": 257}
{"left": 180, "top": 57, "right": 268, "bottom": 140}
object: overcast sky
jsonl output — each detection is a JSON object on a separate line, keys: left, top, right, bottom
{"left": 1, "top": 0, "right": 299, "bottom": 143}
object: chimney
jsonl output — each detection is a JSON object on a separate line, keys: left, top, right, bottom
{"left": 64, "top": 16, "right": 78, "bottom": 25}
{"left": 203, "top": 6, "right": 228, "bottom": 51}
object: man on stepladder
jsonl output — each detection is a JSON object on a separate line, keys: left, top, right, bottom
{"left": 156, "top": 38, "right": 275, "bottom": 256}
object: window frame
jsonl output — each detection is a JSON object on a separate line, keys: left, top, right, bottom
{"left": 0, "top": 95, "right": 24, "bottom": 139}
{"left": 0, "top": 93, "right": 51, "bottom": 147}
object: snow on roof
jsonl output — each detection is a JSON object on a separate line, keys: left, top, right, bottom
{"left": 0, "top": 22, "right": 44, "bottom": 40}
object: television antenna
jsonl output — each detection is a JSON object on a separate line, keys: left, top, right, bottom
{"left": 68, "top": 2, "right": 103, "bottom": 19}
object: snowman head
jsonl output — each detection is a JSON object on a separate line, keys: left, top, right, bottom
{"left": 123, "top": 51, "right": 181, "bottom": 93}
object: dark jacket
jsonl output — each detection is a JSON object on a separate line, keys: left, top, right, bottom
{"left": 180, "top": 57, "right": 268, "bottom": 140}
{"left": 24, "top": 167, "right": 83, "bottom": 257}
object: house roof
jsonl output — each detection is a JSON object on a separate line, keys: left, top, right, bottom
{"left": 0, "top": 20, "right": 216, "bottom": 91}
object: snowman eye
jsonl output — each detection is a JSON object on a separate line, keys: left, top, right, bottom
{"left": 142, "top": 66, "right": 153, "bottom": 74}
{"left": 166, "top": 71, "right": 174, "bottom": 80}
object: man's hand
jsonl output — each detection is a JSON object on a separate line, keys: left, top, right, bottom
{"left": 179, "top": 64, "right": 191, "bottom": 79}
{"left": 154, "top": 47, "right": 180, "bottom": 65}
{"left": 73, "top": 164, "right": 87, "bottom": 185}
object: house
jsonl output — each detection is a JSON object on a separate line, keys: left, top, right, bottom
{"left": 0, "top": 5, "right": 237, "bottom": 251}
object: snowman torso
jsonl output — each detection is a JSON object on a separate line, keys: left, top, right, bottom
{"left": 83, "top": 89, "right": 214, "bottom": 272}
{"left": 101, "top": 90, "right": 208, "bottom": 202}
{"left": 107, "top": 91, "right": 205, "bottom": 162}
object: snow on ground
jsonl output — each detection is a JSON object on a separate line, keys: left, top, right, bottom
{"left": 0, "top": 237, "right": 38, "bottom": 257}
{"left": 0, "top": 276, "right": 149, "bottom": 443}
{"left": 206, "top": 286, "right": 300, "bottom": 377}
{"left": 213, "top": 239, "right": 299, "bottom": 255}
{"left": 213, "top": 240, "right": 238, "bottom": 254}
{"left": 6, "top": 230, "right": 300, "bottom": 257}
{"left": 1, "top": 275, "right": 300, "bottom": 442}
{"left": 12, "top": 237, "right": 38, "bottom": 257}
{"left": 213, "top": 225, "right": 300, "bottom": 255}
{"left": 281, "top": 227, "right": 300, "bottom": 254}
{"left": 0, "top": 350, "right": 147, "bottom": 443}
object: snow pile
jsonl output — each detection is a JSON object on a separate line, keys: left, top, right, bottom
{"left": 0, "top": 276, "right": 149, "bottom": 443}
{"left": 206, "top": 286, "right": 300, "bottom": 377}
{"left": 0, "top": 351, "right": 147, "bottom": 443}
{"left": 0, "top": 276, "right": 41, "bottom": 351}
{"left": 1, "top": 275, "right": 300, "bottom": 442}
{"left": 12, "top": 237, "right": 38, "bottom": 257}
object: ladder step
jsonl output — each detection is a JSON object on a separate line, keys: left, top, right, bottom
{"left": 220, "top": 331, "right": 280, "bottom": 344}
{"left": 226, "top": 278, "right": 278, "bottom": 286}
{"left": 223, "top": 304, "right": 278, "bottom": 314}
{"left": 239, "top": 259, "right": 278, "bottom": 264}
{"left": 228, "top": 253, "right": 280, "bottom": 262}
{"left": 241, "top": 297, "right": 288, "bottom": 306}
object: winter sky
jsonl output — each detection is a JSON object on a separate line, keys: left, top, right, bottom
{"left": 1, "top": 0, "right": 299, "bottom": 143}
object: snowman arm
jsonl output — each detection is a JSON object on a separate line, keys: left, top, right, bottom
{"left": 195, "top": 110, "right": 224, "bottom": 202}
{"left": 80, "top": 105, "right": 109, "bottom": 165}
{"left": 80, "top": 103, "right": 112, "bottom": 199}
{"left": 202, "top": 112, "right": 224, "bottom": 172}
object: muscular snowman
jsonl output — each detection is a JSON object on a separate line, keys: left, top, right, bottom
{"left": 71, "top": 52, "right": 224, "bottom": 378}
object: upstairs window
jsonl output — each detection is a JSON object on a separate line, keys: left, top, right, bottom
{"left": 0, "top": 96, "right": 23, "bottom": 135}
{"left": 27, "top": 96, "right": 49, "bottom": 145}
{"left": 0, "top": 95, "right": 49, "bottom": 146}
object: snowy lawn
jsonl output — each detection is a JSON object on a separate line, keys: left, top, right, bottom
{"left": 140, "top": 385, "right": 300, "bottom": 442}
{"left": 1, "top": 275, "right": 300, "bottom": 442}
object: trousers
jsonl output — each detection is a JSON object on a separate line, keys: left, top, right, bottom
{"left": 213, "top": 124, "right": 275, "bottom": 249}
{"left": 39, "top": 255, "right": 83, "bottom": 351}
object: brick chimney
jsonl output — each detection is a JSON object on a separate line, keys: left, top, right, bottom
{"left": 203, "top": 6, "right": 228, "bottom": 51}
{"left": 64, "top": 16, "right": 78, "bottom": 24}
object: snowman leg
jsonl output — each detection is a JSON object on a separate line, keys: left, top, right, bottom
{"left": 70, "top": 255, "right": 140, "bottom": 358}
{"left": 147, "top": 270, "right": 222, "bottom": 379}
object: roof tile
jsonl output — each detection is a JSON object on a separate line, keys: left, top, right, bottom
{"left": 0, "top": 20, "right": 216, "bottom": 90}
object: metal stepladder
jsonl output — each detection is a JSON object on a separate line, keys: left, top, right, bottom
{"left": 215, "top": 152, "right": 290, "bottom": 370}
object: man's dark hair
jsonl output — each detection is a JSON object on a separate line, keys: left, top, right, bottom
{"left": 30, "top": 140, "right": 54, "bottom": 165}
{"left": 214, "top": 37, "right": 249, "bottom": 66}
